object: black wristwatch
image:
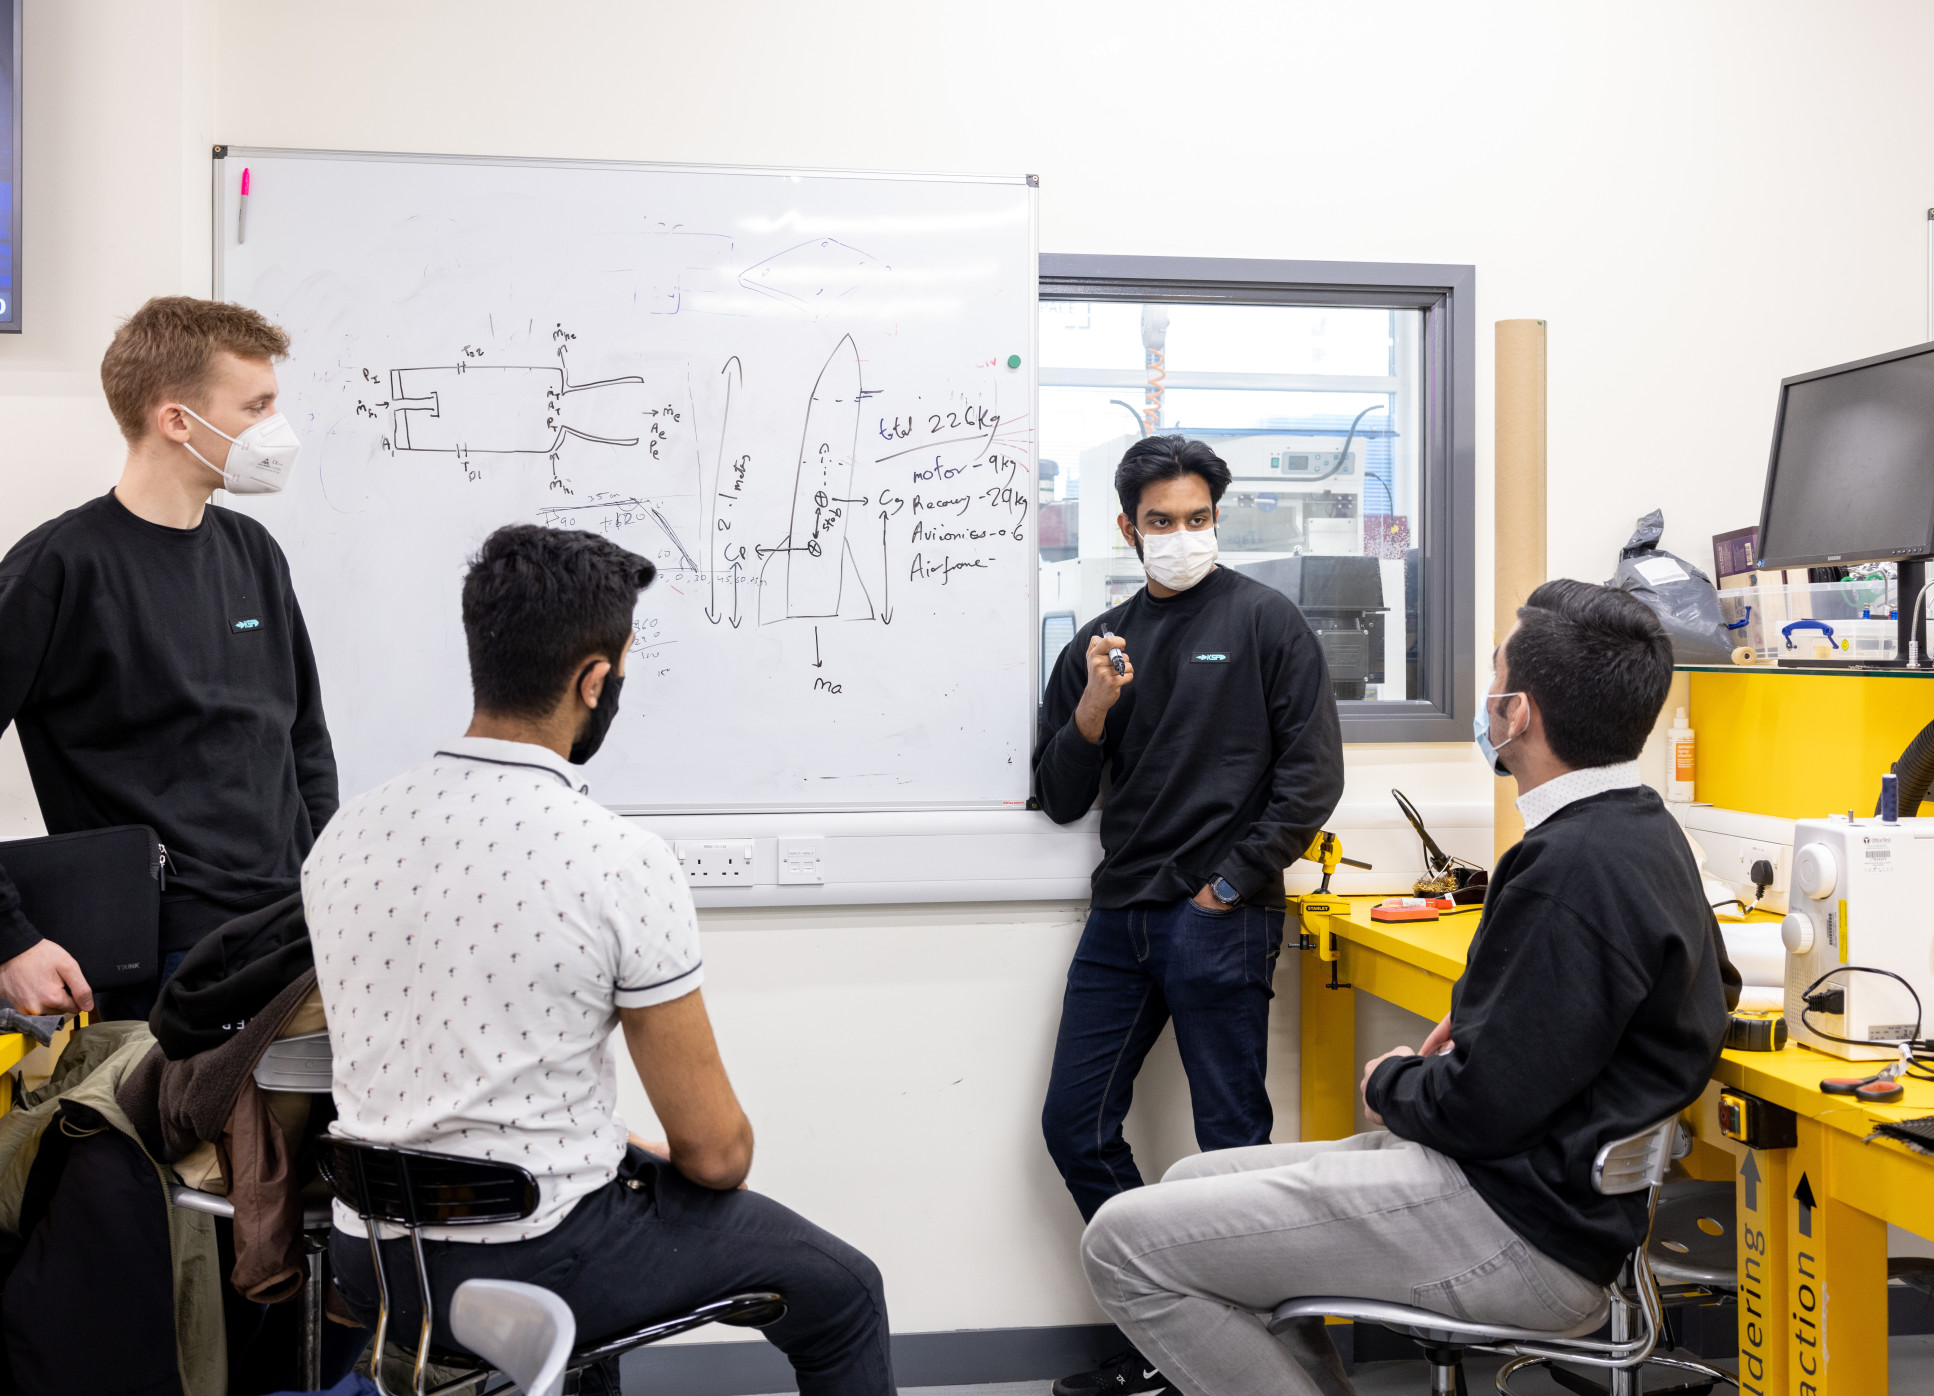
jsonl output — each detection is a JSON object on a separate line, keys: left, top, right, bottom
{"left": 1211, "top": 877, "right": 1242, "bottom": 907}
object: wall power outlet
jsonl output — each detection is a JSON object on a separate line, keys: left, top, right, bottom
{"left": 675, "top": 840, "right": 756, "bottom": 885}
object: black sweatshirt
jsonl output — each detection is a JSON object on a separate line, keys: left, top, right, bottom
{"left": 1033, "top": 566, "right": 1345, "bottom": 909}
{"left": 1367, "top": 785, "right": 1732, "bottom": 1283}
{"left": 0, "top": 492, "right": 338, "bottom": 957}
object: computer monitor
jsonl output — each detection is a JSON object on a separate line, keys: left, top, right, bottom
{"left": 1756, "top": 341, "right": 1934, "bottom": 569}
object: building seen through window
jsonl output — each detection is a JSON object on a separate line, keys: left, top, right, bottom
{"left": 1038, "top": 300, "right": 1424, "bottom": 702}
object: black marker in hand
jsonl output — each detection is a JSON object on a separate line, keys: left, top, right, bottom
{"left": 1074, "top": 631, "right": 1133, "bottom": 743}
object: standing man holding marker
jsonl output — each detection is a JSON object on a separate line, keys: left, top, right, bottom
{"left": 0, "top": 296, "right": 336, "bottom": 1017}
{"left": 1034, "top": 434, "right": 1344, "bottom": 1396}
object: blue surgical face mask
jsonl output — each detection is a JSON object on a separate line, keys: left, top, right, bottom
{"left": 1474, "top": 688, "right": 1525, "bottom": 777}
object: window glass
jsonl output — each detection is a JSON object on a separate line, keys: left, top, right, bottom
{"left": 1038, "top": 300, "right": 1425, "bottom": 702}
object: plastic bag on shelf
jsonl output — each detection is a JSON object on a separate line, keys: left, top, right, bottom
{"left": 1605, "top": 509, "right": 1734, "bottom": 664}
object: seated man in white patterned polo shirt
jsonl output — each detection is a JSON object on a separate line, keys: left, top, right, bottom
{"left": 309, "top": 524, "right": 893, "bottom": 1396}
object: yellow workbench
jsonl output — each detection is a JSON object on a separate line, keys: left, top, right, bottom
{"left": 1298, "top": 896, "right": 1934, "bottom": 1394}
{"left": 0, "top": 1031, "right": 31, "bottom": 1113}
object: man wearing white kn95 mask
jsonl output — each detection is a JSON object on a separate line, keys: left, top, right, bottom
{"left": 1035, "top": 433, "right": 1344, "bottom": 1396}
{"left": 0, "top": 297, "right": 337, "bottom": 1021}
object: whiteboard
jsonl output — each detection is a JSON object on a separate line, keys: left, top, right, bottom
{"left": 214, "top": 148, "right": 1038, "bottom": 812}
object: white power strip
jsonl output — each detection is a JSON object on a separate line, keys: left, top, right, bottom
{"left": 1672, "top": 805, "right": 1796, "bottom": 913}
{"left": 674, "top": 840, "right": 757, "bottom": 886}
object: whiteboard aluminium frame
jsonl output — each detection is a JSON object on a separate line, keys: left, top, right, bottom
{"left": 207, "top": 149, "right": 1067, "bottom": 905}
{"left": 207, "top": 145, "right": 1043, "bottom": 810}
{"left": 209, "top": 142, "right": 1037, "bottom": 298}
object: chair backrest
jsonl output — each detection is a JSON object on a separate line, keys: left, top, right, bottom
{"left": 1590, "top": 1116, "right": 1685, "bottom": 1196}
{"left": 252, "top": 1029, "right": 333, "bottom": 1093}
{"left": 315, "top": 1136, "right": 540, "bottom": 1229}
{"left": 451, "top": 1280, "right": 576, "bottom": 1396}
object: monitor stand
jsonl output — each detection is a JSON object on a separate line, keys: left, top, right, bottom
{"left": 1900, "top": 557, "right": 1926, "bottom": 668}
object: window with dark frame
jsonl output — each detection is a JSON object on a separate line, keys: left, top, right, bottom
{"left": 1038, "top": 255, "right": 1474, "bottom": 742}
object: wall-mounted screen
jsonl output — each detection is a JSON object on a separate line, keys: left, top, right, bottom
{"left": 0, "top": 0, "right": 18, "bottom": 331}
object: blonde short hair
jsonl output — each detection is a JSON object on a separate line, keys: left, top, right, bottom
{"left": 99, "top": 296, "right": 290, "bottom": 443}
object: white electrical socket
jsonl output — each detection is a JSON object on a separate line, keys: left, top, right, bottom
{"left": 1675, "top": 806, "right": 1796, "bottom": 913}
{"left": 675, "top": 840, "right": 757, "bottom": 885}
{"left": 1736, "top": 839, "right": 1786, "bottom": 888}
{"left": 777, "top": 837, "right": 826, "bottom": 885}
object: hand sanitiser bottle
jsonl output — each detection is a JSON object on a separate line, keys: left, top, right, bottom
{"left": 1668, "top": 707, "right": 1695, "bottom": 803}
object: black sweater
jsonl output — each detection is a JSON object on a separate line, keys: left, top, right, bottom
{"left": 1032, "top": 567, "right": 1345, "bottom": 908}
{"left": 1367, "top": 785, "right": 1732, "bottom": 1283}
{"left": 0, "top": 493, "right": 338, "bottom": 957}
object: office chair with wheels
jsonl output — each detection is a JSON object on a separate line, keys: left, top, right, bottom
{"left": 168, "top": 1028, "right": 339, "bottom": 1389}
{"left": 315, "top": 1135, "right": 787, "bottom": 1396}
{"left": 1268, "top": 1117, "right": 1739, "bottom": 1396}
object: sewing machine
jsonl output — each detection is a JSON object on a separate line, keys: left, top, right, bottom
{"left": 1781, "top": 815, "right": 1934, "bottom": 1061}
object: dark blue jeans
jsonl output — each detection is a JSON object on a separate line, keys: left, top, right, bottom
{"left": 1043, "top": 899, "right": 1286, "bottom": 1222}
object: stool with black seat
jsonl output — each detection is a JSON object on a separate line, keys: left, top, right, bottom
{"left": 1267, "top": 1117, "right": 1739, "bottom": 1396}
{"left": 168, "top": 1028, "right": 339, "bottom": 1389}
{"left": 315, "top": 1135, "right": 787, "bottom": 1396}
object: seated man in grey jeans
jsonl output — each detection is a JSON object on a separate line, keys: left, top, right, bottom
{"left": 1079, "top": 581, "right": 1735, "bottom": 1396}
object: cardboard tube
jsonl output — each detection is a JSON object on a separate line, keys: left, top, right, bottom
{"left": 1494, "top": 320, "right": 1547, "bottom": 861}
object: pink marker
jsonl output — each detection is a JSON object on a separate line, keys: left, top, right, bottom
{"left": 238, "top": 167, "right": 251, "bottom": 244}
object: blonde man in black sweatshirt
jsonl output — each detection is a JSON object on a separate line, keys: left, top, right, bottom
{"left": 1077, "top": 580, "right": 1733, "bottom": 1396}
{"left": 0, "top": 297, "right": 336, "bottom": 1017}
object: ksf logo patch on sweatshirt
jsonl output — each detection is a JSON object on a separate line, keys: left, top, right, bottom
{"left": 232, "top": 617, "right": 263, "bottom": 634}
{"left": 1191, "top": 652, "right": 1229, "bottom": 663}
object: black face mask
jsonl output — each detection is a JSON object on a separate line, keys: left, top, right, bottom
{"left": 567, "top": 668, "right": 624, "bottom": 766}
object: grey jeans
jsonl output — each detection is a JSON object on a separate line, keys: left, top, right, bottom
{"left": 1081, "top": 1132, "right": 1609, "bottom": 1396}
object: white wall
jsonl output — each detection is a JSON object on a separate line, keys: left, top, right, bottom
{"left": 7, "top": 0, "right": 1934, "bottom": 1337}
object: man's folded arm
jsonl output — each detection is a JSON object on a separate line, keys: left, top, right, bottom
{"left": 1366, "top": 890, "right": 1650, "bottom": 1159}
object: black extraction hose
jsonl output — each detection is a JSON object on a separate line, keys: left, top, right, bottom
{"left": 1880, "top": 718, "right": 1934, "bottom": 816}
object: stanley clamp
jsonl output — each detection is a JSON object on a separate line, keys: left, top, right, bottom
{"left": 1291, "top": 831, "right": 1371, "bottom": 989}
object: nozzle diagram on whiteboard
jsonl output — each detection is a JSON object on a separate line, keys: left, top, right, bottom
{"left": 387, "top": 349, "right": 649, "bottom": 459}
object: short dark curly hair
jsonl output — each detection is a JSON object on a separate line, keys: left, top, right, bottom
{"left": 461, "top": 525, "right": 656, "bottom": 718}
{"left": 1505, "top": 579, "right": 1673, "bottom": 768}
{"left": 1114, "top": 434, "right": 1233, "bottom": 521}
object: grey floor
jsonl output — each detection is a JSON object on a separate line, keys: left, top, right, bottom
{"left": 770, "top": 1334, "right": 1934, "bottom": 1394}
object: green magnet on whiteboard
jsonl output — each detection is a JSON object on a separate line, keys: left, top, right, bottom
{"left": 1007, "top": 354, "right": 1022, "bottom": 369}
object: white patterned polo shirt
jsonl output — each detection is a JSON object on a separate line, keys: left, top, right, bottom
{"left": 304, "top": 736, "right": 702, "bottom": 1242}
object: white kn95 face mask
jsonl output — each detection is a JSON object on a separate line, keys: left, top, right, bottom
{"left": 173, "top": 403, "right": 303, "bottom": 495}
{"left": 1138, "top": 526, "right": 1219, "bottom": 592}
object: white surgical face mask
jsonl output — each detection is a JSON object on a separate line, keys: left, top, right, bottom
{"left": 173, "top": 403, "right": 302, "bottom": 495}
{"left": 1474, "top": 681, "right": 1526, "bottom": 777}
{"left": 1137, "top": 526, "right": 1219, "bottom": 592}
